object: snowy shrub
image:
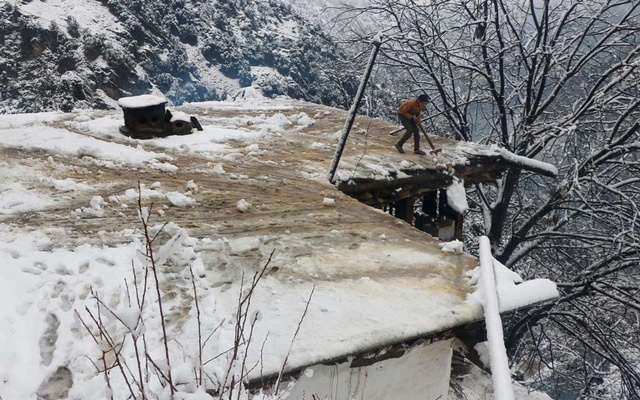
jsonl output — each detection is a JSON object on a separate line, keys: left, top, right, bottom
{"left": 155, "top": 73, "right": 175, "bottom": 93}
{"left": 65, "top": 16, "right": 81, "bottom": 38}
{"left": 82, "top": 33, "right": 106, "bottom": 61}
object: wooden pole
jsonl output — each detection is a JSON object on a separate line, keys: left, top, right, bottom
{"left": 328, "top": 34, "right": 382, "bottom": 184}
{"left": 418, "top": 123, "right": 440, "bottom": 153}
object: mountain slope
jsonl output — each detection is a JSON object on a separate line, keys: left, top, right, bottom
{"left": 0, "top": 0, "right": 358, "bottom": 113}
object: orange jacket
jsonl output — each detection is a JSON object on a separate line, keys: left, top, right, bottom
{"left": 397, "top": 98, "right": 424, "bottom": 124}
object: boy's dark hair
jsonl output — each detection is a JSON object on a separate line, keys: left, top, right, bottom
{"left": 418, "top": 94, "right": 430, "bottom": 102}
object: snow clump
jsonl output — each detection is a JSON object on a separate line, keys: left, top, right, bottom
{"left": 290, "top": 112, "right": 314, "bottom": 127}
{"left": 245, "top": 144, "right": 260, "bottom": 154}
{"left": 166, "top": 192, "right": 196, "bottom": 207}
{"left": 212, "top": 164, "right": 226, "bottom": 174}
{"left": 439, "top": 239, "right": 464, "bottom": 254}
{"left": 237, "top": 199, "right": 252, "bottom": 213}
{"left": 89, "top": 196, "right": 105, "bottom": 210}
{"left": 322, "top": 198, "right": 336, "bottom": 207}
{"left": 446, "top": 177, "right": 468, "bottom": 213}
{"left": 185, "top": 180, "right": 198, "bottom": 193}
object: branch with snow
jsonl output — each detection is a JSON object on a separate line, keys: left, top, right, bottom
{"left": 494, "top": 147, "right": 558, "bottom": 177}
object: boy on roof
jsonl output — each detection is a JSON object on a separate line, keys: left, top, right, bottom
{"left": 395, "top": 94, "right": 430, "bottom": 155}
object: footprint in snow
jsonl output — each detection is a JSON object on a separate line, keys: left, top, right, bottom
{"left": 51, "top": 281, "right": 66, "bottom": 298}
{"left": 78, "top": 261, "right": 90, "bottom": 273}
{"left": 34, "top": 261, "right": 48, "bottom": 270}
{"left": 50, "top": 281, "right": 74, "bottom": 311}
{"left": 59, "top": 293, "right": 72, "bottom": 312}
{"left": 95, "top": 257, "right": 116, "bottom": 267}
{"left": 22, "top": 265, "right": 44, "bottom": 275}
{"left": 1, "top": 247, "right": 20, "bottom": 259}
{"left": 39, "top": 313, "right": 59, "bottom": 367}
{"left": 55, "top": 264, "right": 73, "bottom": 275}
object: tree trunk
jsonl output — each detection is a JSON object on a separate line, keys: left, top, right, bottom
{"left": 488, "top": 167, "right": 521, "bottom": 259}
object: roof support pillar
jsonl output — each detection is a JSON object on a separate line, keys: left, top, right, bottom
{"left": 328, "top": 34, "right": 382, "bottom": 184}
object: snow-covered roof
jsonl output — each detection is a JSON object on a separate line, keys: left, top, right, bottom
{"left": 117, "top": 94, "right": 168, "bottom": 109}
{"left": 169, "top": 110, "right": 191, "bottom": 123}
{"left": 0, "top": 98, "right": 558, "bottom": 398}
{"left": 330, "top": 120, "right": 557, "bottom": 206}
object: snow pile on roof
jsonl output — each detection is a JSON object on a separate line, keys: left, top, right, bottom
{"left": 0, "top": 125, "right": 177, "bottom": 172}
{"left": 117, "top": 94, "right": 168, "bottom": 109}
{"left": 440, "top": 239, "right": 464, "bottom": 254}
{"left": 169, "top": 111, "right": 191, "bottom": 123}
{"left": 165, "top": 191, "right": 196, "bottom": 207}
{"left": 467, "top": 253, "right": 558, "bottom": 313}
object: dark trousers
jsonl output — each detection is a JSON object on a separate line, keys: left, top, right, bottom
{"left": 397, "top": 114, "right": 420, "bottom": 151}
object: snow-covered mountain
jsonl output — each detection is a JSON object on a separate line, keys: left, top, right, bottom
{"left": 0, "top": 0, "right": 359, "bottom": 114}
{"left": 282, "top": 0, "right": 371, "bottom": 25}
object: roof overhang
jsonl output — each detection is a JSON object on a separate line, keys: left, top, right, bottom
{"left": 338, "top": 151, "right": 511, "bottom": 206}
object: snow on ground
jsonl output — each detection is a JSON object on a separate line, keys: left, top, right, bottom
{"left": 1, "top": 125, "right": 177, "bottom": 172}
{"left": 20, "top": 0, "right": 125, "bottom": 36}
{"left": 0, "top": 98, "right": 558, "bottom": 399}
{"left": 0, "top": 159, "right": 96, "bottom": 214}
{"left": 0, "top": 111, "right": 65, "bottom": 128}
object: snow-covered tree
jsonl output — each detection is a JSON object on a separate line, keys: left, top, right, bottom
{"left": 339, "top": 0, "right": 640, "bottom": 397}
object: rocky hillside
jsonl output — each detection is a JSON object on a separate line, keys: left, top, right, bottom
{"left": 0, "top": 0, "right": 359, "bottom": 113}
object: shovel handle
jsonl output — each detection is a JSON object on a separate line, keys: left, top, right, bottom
{"left": 418, "top": 124, "right": 438, "bottom": 152}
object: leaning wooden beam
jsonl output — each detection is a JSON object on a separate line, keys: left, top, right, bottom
{"left": 328, "top": 34, "right": 382, "bottom": 183}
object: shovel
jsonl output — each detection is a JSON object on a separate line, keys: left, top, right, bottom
{"left": 389, "top": 127, "right": 404, "bottom": 136}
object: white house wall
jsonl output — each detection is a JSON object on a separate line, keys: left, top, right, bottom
{"left": 273, "top": 338, "right": 453, "bottom": 400}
